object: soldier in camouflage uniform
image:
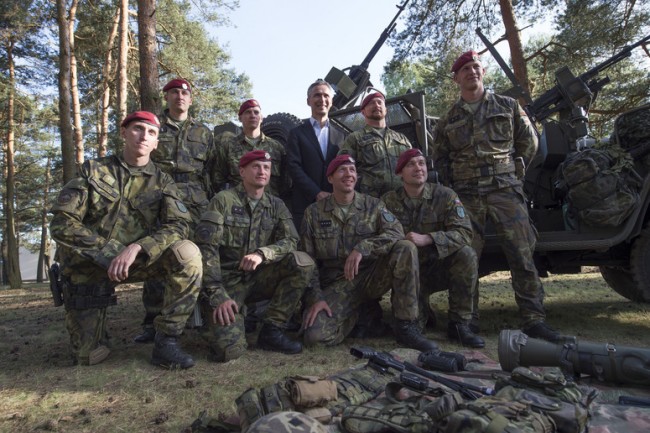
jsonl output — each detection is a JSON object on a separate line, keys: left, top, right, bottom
{"left": 50, "top": 111, "right": 201, "bottom": 369}
{"left": 135, "top": 78, "right": 216, "bottom": 344}
{"left": 213, "top": 99, "right": 290, "bottom": 200}
{"left": 338, "top": 92, "right": 412, "bottom": 198}
{"left": 195, "top": 150, "right": 314, "bottom": 362}
{"left": 300, "top": 154, "right": 438, "bottom": 352}
{"left": 432, "top": 51, "right": 561, "bottom": 342}
{"left": 382, "top": 149, "right": 484, "bottom": 348}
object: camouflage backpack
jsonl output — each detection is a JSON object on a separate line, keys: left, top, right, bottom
{"left": 555, "top": 144, "right": 641, "bottom": 227}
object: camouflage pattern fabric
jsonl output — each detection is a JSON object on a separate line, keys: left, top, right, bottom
{"left": 143, "top": 111, "right": 216, "bottom": 323}
{"left": 433, "top": 91, "right": 545, "bottom": 326}
{"left": 300, "top": 193, "right": 419, "bottom": 346}
{"left": 338, "top": 126, "right": 412, "bottom": 198}
{"left": 50, "top": 155, "right": 200, "bottom": 361}
{"left": 460, "top": 189, "right": 545, "bottom": 325}
{"left": 247, "top": 411, "right": 327, "bottom": 433}
{"left": 213, "top": 132, "right": 290, "bottom": 199}
{"left": 432, "top": 91, "right": 537, "bottom": 195}
{"left": 382, "top": 183, "right": 477, "bottom": 325}
{"left": 194, "top": 185, "right": 312, "bottom": 361}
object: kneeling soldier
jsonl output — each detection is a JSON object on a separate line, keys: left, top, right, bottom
{"left": 300, "top": 155, "right": 438, "bottom": 352}
{"left": 382, "top": 149, "right": 484, "bottom": 348}
{"left": 195, "top": 150, "right": 314, "bottom": 362}
{"left": 50, "top": 111, "right": 202, "bottom": 369}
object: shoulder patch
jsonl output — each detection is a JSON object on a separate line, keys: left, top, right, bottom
{"left": 381, "top": 209, "right": 396, "bottom": 223}
{"left": 176, "top": 201, "right": 188, "bottom": 213}
{"left": 57, "top": 189, "right": 78, "bottom": 205}
{"left": 194, "top": 224, "right": 214, "bottom": 243}
{"left": 456, "top": 206, "right": 466, "bottom": 219}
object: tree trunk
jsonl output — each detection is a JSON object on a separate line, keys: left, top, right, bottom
{"left": 37, "top": 156, "right": 52, "bottom": 283}
{"left": 99, "top": 7, "right": 121, "bottom": 157}
{"left": 137, "top": 0, "right": 160, "bottom": 113}
{"left": 116, "top": 0, "right": 129, "bottom": 143}
{"left": 68, "top": 0, "right": 84, "bottom": 165}
{"left": 4, "top": 39, "right": 23, "bottom": 289}
{"left": 57, "top": 0, "right": 76, "bottom": 183}
{"left": 498, "top": 0, "right": 530, "bottom": 97}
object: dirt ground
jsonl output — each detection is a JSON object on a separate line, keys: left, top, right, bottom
{"left": 1, "top": 269, "right": 649, "bottom": 432}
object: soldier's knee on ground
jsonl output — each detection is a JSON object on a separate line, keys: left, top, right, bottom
{"left": 209, "top": 340, "right": 247, "bottom": 363}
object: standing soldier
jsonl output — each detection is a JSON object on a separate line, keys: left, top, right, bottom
{"left": 134, "top": 78, "right": 216, "bottom": 344}
{"left": 195, "top": 150, "right": 314, "bottom": 362}
{"left": 50, "top": 111, "right": 201, "bottom": 369}
{"left": 433, "top": 50, "right": 561, "bottom": 341}
{"left": 382, "top": 149, "right": 484, "bottom": 348}
{"left": 300, "top": 154, "right": 438, "bottom": 352}
{"left": 213, "top": 99, "right": 289, "bottom": 200}
{"left": 287, "top": 79, "right": 346, "bottom": 229}
{"left": 338, "top": 91, "right": 411, "bottom": 198}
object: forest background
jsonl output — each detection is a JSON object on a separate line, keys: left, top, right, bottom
{"left": 0, "top": 0, "right": 649, "bottom": 290}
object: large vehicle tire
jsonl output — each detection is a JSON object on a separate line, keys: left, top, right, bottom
{"left": 261, "top": 112, "right": 301, "bottom": 146}
{"left": 600, "top": 226, "right": 650, "bottom": 302}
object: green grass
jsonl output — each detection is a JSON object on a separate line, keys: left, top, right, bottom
{"left": 1, "top": 269, "right": 649, "bottom": 432}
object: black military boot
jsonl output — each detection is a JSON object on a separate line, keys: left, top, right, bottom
{"left": 257, "top": 323, "right": 302, "bottom": 354}
{"left": 151, "top": 332, "right": 195, "bottom": 369}
{"left": 447, "top": 322, "right": 485, "bottom": 348}
{"left": 133, "top": 326, "right": 156, "bottom": 343}
{"left": 522, "top": 321, "right": 562, "bottom": 343}
{"left": 394, "top": 320, "right": 439, "bottom": 352}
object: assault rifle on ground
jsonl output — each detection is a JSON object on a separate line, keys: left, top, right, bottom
{"left": 350, "top": 346, "right": 494, "bottom": 400}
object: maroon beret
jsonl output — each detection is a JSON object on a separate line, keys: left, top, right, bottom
{"left": 326, "top": 154, "right": 356, "bottom": 177}
{"left": 163, "top": 78, "right": 191, "bottom": 92}
{"left": 239, "top": 150, "right": 271, "bottom": 167}
{"left": 451, "top": 50, "right": 480, "bottom": 73}
{"left": 120, "top": 111, "right": 160, "bottom": 128}
{"left": 360, "top": 92, "right": 385, "bottom": 110}
{"left": 395, "top": 149, "right": 424, "bottom": 174}
{"left": 239, "top": 99, "right": 261, "bottom": 116}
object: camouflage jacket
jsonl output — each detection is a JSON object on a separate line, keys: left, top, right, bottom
{"left": 300, "top": 193, "right": 404, "bottom": 304}
{"left": 213, "top": 132, "right": 289, "bottom": 199}
{"left": 50, "top": 154, "right": 191, "bottom": 270}
{"left": 381, "top": 183, "right": 473, "bottom": 260}
{"left": 194, "top": 184, "right": 298, "bottom": 305}
{"left": 338, "top": 126, "right": 412, "bottom": 198}
{"left": 433, "top": 91, "right": 538, "bottom": 194}
{"left": 152, "top": 110, "right": 215, "bottom": 220}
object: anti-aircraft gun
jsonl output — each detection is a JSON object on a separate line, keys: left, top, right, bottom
{"left": 475, "top": 30, "right": 650, "bottom": 302}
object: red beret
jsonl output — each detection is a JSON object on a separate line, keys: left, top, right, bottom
{"left": 239, "top": 150, "right": 271, "bottom": 167}
{"left": 120, "top": 111, "right": 160, "bottom": 128}
{"left": 239, "top": 99, "right": 260, "bottom": 116}
{"left": 326, "top": 154, "right": 356, "bottom": 177}
{"left": 360, "top": 92, "right": 385, "bottom": 110}
{"left": 451, "top": 50, "right": 480, "bottom": 73}
{"left": 395, "top": 149, "right": 424, "bottom": 174}
{"left": 163, "top": 78, "right": 191, "bottom": 92}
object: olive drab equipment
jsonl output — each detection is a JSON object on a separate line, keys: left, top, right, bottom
{"left": 499, "top": 329, "right": 650, "bottom": 386}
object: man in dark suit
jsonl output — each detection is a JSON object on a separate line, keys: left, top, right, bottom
{"left": 287, "top": 79, "right": 346, "bottom": 229}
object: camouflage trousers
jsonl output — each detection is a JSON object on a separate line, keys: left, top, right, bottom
{"left": 141, "top": 206, "right": 203, "bottom": 328}
{"left": 62, "top": 240, "right": 202, "bottom": 362}
{"left": 419, "top": 245, "right": 477, "bottom": 325}
{"left": 460, "top": 187, "right": 546, "bottom": 326}
{"left": 304, "top": 240, "right": 419, "bottom": 347}
{"left": 200, "top": 251, "right": 313, "bottom": 362}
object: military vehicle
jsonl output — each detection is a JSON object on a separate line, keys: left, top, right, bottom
{"left": 475, "top": 30, "right": 650, "bottom": 303}
{"left": 258, "top": 3, "right": 650, "bottom": 303}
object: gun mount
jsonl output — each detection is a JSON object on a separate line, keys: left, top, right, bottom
{"left": 325, "top": 0, "right": 410, "bottom": 111}
{"left": 476, "top": 30, "right": 650, "bottom": 303}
